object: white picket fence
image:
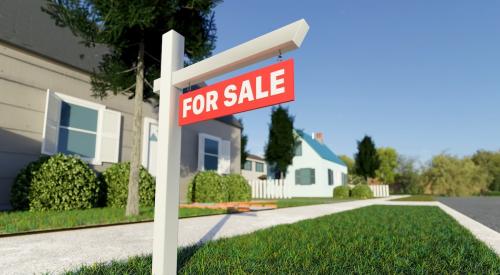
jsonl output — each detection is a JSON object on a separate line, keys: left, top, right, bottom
{"left": 249, "top": 179, "right": 291, "bottom": 199}
{"left": 369, "top": 185, "right": 390, "bottom": 197}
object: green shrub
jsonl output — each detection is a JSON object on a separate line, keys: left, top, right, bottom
{"left": 223, "top": 174, "right": 251, "bottom": 202}
{"left": 101, "top": 162, "right": 155, "bottom": 208}
{"left": 187, "top": 171, "right": 226, "bottom": 203}
{"left": 348, "top": 174, "right": 367, "bottom": 185}
{"left": 10, "top": 156, "right": 50, "bottom": 210}
{"left": 29, "top": 154, "right": 99, "bottom": 211}
{"left": 351, "top": 184, "right": 373, "bottom": 199}
{"left": 333, "top": 186, "right": 350, "bottom": 199}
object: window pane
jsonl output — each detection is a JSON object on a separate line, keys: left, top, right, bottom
{"left": 256, "top": 162, "right": 264, "bottom": 172}
{"left": 295, "top": 142, "right": 302, "bottom": 156}
{"left": 243, "top": 160, "right": 252, "bottom": 171}
{"left": 58, "top": 128, "right": 96, "bottom": 158}
{"left": 204, "top": 138, "right": 218, "bottom": 155}
{"left": 295, "top": 168, "right": 315, "bottom": 185}
{"left": 60, "top": 102, "right": 98, "bottom": 132}
{"left": 328, "top": 169, "right": 333, "bottom": 185}
{"left": 204, "top": 154, "right": 218, "bottom": 171}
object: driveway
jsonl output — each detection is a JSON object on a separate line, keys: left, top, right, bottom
{"left": 437, "top": 197, "right": 500, "bottom": 233}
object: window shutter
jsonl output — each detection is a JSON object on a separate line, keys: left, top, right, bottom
{"left": 100, "top": 109, "right": 121, "bottom": 163}
{"left": 198, "top": 134, "right": 205, "bottom": 171}
{"left": 41, "top": 90, "right": 61, "bottom": 155}
{"left": 218, "top": 139, "right": 231, "bottom": 174}
{"left": 310, "top": 168, "right": 315, "bottom": 184}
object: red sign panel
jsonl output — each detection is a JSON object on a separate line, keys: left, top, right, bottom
{"left": 178, "top": 59, "right": 294, "bottom": 126}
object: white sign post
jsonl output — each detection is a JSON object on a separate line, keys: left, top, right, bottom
{"left": 152, "top": 19, "right": 309, "bottom": 275}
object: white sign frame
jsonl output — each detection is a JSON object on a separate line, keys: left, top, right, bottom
{"left": 152, "top": 19, "right": 309, "bottom": 275}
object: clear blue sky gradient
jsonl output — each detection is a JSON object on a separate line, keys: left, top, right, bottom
{"left": 208, "top": 1, "right": 500, "bottom": 163}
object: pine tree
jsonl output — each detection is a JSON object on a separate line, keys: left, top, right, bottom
{"left": 239, "top": 119, "right": 249, "bottom": 166}
{"left": 264, "top": 106, "right": 296, "bottom": 179}
{"left": 354, "top": 135, "right": 381, "bottom": 180}
{"left": 43, "top": 0, "right": 221, "bottom": 216}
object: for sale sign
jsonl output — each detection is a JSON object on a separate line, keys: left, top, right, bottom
{"left": 178, "top": 59, "right": 294, "bottom": 125}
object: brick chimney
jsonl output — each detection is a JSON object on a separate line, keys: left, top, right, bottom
{"left": 312, "top": 132, "right": 324, "bottom": 144}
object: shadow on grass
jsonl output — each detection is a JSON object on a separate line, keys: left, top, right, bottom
{"left": 177, "top": 211, "right": 257, "bottom": 271}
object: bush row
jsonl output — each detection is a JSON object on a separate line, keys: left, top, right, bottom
{"left": 333, "top": 184, "right": 374, "bottom": 199}
{"left": 187, "top": 171, "right": 251, "bottom": 203}
{"left": 10, "top": 154, "right": 155, "bottom": 211}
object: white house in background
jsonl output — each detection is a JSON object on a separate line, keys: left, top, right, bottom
{"left": 241, "top": 154, "right": 268, "bottom": 181}
{"left": 282, "top": 130, "right": 348, "bottom": 197}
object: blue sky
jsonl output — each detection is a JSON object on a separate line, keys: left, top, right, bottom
{"left": 208, "top": 0, "right": 500, "bottom": 163}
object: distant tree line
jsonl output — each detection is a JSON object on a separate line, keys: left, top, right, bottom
{"left": 340, "top": 135, "right": 499, "bottom": 196}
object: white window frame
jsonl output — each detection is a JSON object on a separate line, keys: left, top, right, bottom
{"left": 200, "top": 133, "right": 221, "bottom": 172}
{"left": 55, "top": 92, "right": 105, "bottom": 165}
{"left": 255, "top": 162, "right": 264, "bottom": 173}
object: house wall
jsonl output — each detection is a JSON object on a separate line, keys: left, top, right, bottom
{"left": 0, "top": 41, "right": 242, "bottom": 208}
{"left": 284, "top": 137, "right": 348, "bottom": 197}
{"left": 0, "top": 41, "right": 160, "bottom": 208}
{"left": 241, "top": 157, "right": 267, "bottom": 181}
{"left": 180, "top": 120, "right": 241, "bottom": 202}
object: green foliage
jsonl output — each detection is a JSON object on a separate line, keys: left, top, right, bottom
{"left": 265, "top": 106, "right": 297, "bottom": 179}
{"left": 68, "top": 206, "right": 500, "bottom": 274}
{"left": 354, "top": 135, "right": 380, "bottom": 179}
{"left": 420, "top": 154, "right": 490, "bottom": 196}
{"left": 395, "top": 156, "right": 422, "bottom": 194}
{"left": 338, "top": 155, "right": 354, "bottom": 173}
{"left": 223, "top": 174, "right": 251, "bottom": 202}
{"left": 350, "top": 184, "right": 374, "bottom": 199}
{"left": 348, "top": 174, "right": 367, "bottom": 185}
{"left": 472, "top": 150, "right": 500, "bottom": 191}
{"left": 187, "top": 171, "right": 226, "bottom": 203}
{"left": 333, "top": 186, "right": 350, "bottom": 199}
{"left": 28, "top": 154, "right": 99, "bottom": 211}
{"left": 375, "top": 147, "right": 398, "bottom": 184}
{"left": 101, "top": 162, "right": 155, "bottom": 207}
{"left": 188, "top": 172, "right": 252, "bottom": 203}
{"left": 43, "top": 0, "right": 221, "bottom": 99}
{"left": 10, "top": 156, "right": 50, "bottom": 210}
{"left": 239, "top": 119, "right": 249, "bottom": 166}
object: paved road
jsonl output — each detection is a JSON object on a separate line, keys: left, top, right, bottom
{"left": 437, "top": 197, "right": 500, "bottom": 233}
{"left": 0, "top": 196, "right": 403, "bottom": 275}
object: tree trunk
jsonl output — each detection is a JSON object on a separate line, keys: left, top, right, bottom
{"left": 126, "top": 42, "right": 145, "bottom": 216}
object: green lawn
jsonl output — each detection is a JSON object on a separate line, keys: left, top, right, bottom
{"left": 391, "top": 195, "right": 435, "bottom": 201}
{"left": 66, "top": 206, "right": 500, "bottom": 274}
{"left": 0, "top": 207, "right": 226, "bottom": 235}
{"left": 275, "top": 197, "right": 354, "bottom": 208}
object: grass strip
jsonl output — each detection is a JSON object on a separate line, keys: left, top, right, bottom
{"left": 391, "top": 195, "right": 435, "bottom": 201}
{"left": 66, "top": 205, "right": 500, "bottom": 274}
{"left": 275, "top": 197, "right": 354, "bottom": 208}
{"left": 0, "top": 207, "right": 226, "bottom": 235}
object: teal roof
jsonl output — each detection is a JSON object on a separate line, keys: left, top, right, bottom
{"left": 296, "top": 130, "right": 346, "bottom": 167}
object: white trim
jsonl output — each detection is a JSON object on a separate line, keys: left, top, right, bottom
{"left": 142, "top": 117, "right": 159, "bottom": 171}
{"left": 198, "top": 133, "right": 222, "bottom": 172}
{"left": 53, "top": 92, "right": 105, "bottom": 165}
{"left": 59, "top": 125, "right": 97, "bottom": 135}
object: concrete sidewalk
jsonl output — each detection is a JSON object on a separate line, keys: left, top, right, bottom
{"left": 0, "top": 197, "right": 401, "bottom": 274}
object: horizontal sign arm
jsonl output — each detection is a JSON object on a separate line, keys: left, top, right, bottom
{"left": 171, "top": 19, "right": 309, "bottom": 89}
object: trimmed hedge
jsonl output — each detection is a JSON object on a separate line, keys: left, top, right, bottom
{"left": 187, "top": 171, "right": 226, "bottom": 203}
{"left": 333, "top": 186, "right": 350, "bottom": 199}
{"left": 187, "top": 171, "right": 251, "bottom": 203}
{"left": 351, "top": 184, "right": 374, "bottom": 199}
{"left": 224, "top": 174, "right": 251, "bottom": 202}
{"left": 101, "top": 162, "right": 155, "bottom": 208}
{"left": 10, "top": 156, "right": 50, "bottom": 210}
{"left": 29, "top": 154, "right": 100, "bottom": 211}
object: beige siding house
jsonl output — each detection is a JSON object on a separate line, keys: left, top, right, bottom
{"left": 241, "top": 154, "right": 268, "bottom": 181}
{"left": 0, "top": 1, "right": 241, "bottom": 209}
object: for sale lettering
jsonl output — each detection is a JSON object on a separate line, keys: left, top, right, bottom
{"left": 179, "top": 59, "right": 294, "bottom": 125}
